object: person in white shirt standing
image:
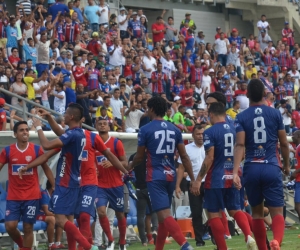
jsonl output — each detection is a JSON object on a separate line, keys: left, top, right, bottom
{"left": 118, "top": 7, "right": 131, "bottom": 39}
{"left": 176, "top": 125, "right": 206, "bottom": 247}
{"left": 257, "top": 14, "right": 270, "bottom": 34}
{"left": 213, "top": 32, "right": 229, "bottom": 67}
{"left": 201, "top": 67, "right": 212, "bottom": 109}
{"left": 52, "top": 82, "right": 66, "bottom": 114}
{"left": 110, "top": 87, "right": 124, "bottom": 130}
{"left": 288, "top": 63, "right": 300, "bottom": 89}
{"left": 98, "top": 0, "right": 110, "bottom": 26}
{"left": 142, "top": 48, "right": 157, "bottom": 81}
{"left": 108, "top": 37, "right": 124, "bottom": 71}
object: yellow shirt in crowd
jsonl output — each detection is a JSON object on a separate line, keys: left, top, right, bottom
{"left": 23, "top": 77, "right": 35, "bottom": 100}
{"left": 226, "top": 108, "right": 239, "bottom": 120}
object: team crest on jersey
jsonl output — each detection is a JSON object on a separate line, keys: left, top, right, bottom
{"left": 5, "top": 210, "right": 10, "bottom": 216}
{"left": 25, "top": 156, "right": 32, "bottom": 162}
{"left": 255, "top": 108, "right": 263, "bottom": 115}
{"left": 161, "top": 122, "right": 168, "bottom": 128}
{"left": 223, "top": 124, "right": 230, "bottom": 129}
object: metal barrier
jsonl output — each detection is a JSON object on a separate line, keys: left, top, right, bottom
{"left": 0, "top": 88, "right": 96, "bottom": 131}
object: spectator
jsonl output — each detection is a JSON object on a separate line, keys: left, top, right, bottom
{"left": 48, "top": 0, "right": 69, "bottom": 21}
{"left": 279, "top": 99, "right": 292, "bottom": 133}
{"left": 52, "top": 82, "right": 65, "bottom": 114}
{"left": 9, "top": 72, "right": 27, "bottom": 105}
{"left": 152, "top": 16, "right": 165, "bottom": 44}
{"left": 110, "top": 87, "right": 124, "bottom": 131}
{"left": 234, "top": 81, "right": 249, "bottom": 112}
{"left": 98, "top": 0, "right": 110, "bottom": 26}
{"left": 87, "top": 32, "right": 102, "bottom": 56}
{"left": 180, "top": 13, "right": 196, "bottom": 31}
{"left": 226, "top": 100, "right": 240, "bottom": 119}
{"left": 124, "top": 100, "right": 144, "bottom": 132}
{"left": 118, "top": 7, "right": 130, "bottom": 39}
{"left": 257, "top": 14, "right": 270, "bottom": 34}
{"left": 258, "top": 30, "right": 272, "bottom": 52}
{"left": 179, "top": 80, "right": 193, "bottom": 108}
{"left": 0, "top": 97, "right": 6, "bottom": 131}
{"left": 214, "top": 32, "right": 229, "bottom": 67}
{"left": 6, "top": 16, "right": 19, "bottom": 57}
{"left": 84, "top": 0, "right": 100, "bottom": 32}
{"left": 127, "top": 12, "right": 143, "bottom": 40}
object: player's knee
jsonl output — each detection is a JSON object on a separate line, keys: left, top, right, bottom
{"left": 23, "top": 223, "right": 34, "bottom": 234}
{"left": 5, "top": 222, "right": 17, "bottom": 233}
{"left": 97, "top": 208, "right": 106, "bottom": 218}
{"left": 46, "top": 216, "right": 55, "bottom": 226}
{"left": 115, "top": 212, "right": 124, "bottom": 220}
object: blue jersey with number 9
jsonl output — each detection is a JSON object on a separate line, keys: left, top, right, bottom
{"left": 234, "top": 105, "right": 284, "bottom": 167}
{"left": 138, "top": 120, "right": 183, "bottom": 182}
{"left": 203, "top": 122, "right": 236, "bottom": 189}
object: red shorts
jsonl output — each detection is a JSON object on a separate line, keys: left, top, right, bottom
{"left": 36, "top": 215, "right": 46, "bottom": 221}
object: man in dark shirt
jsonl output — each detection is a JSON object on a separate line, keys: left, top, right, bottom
{"left": 139, "top": 99, "right": 150, "bottom": 128}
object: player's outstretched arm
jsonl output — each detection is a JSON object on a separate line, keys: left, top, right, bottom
{"left": 233, "top": 131, "right": 245, "bottom": 190}
{"left": 177, "top": 143, "right": 195, "bottom": 182}
{"left": 129, "top": 145, "right": 146, "bottom": 170}
{"left": 41, "top": 163, "right": 55, "bottom": 189}
{"left": 103, "top": 149, "right": 128, "bottom": 174}
{"left": 19, "top": 149, "right": 59, "bottom": 179}
{"left": 278, "top": 129, "right": 290, "bottom": 175}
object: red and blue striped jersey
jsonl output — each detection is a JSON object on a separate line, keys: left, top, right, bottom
{"left": 190, "top": 65, "right": 203, "bottom": 84}
{"left": 234, "top": 105, "right": 284, "bottom": 167}
{"left": 56, "top": 127, "right": 85, "bottom": 188}
{"left": 63, "top": 21, "right": 80, "bottom": 43}
{"left": 203, "top": 122, "right": 236, "bottom": 189}
{"left": 284, "top": 82, "right": 294, "bottom": 96}
{"left": 128, "top": 20, "right": 142, "bottom": 38}
{"left": 282, "top": 28, "right": 295, "bottom": 46}
{"left": 87, "top": 68, "right": 101, "bottom": 90}
{"left": 263, "top": 54, "right": 272, "bottom": 66}
{"left": 278, "top": 51, "right": 289, "bottom": 67}
{"left": 138, "top": 120, "right": 183, "bottom": 182}
{"left": 151, "top": 71, "right": 167, "bottom": 94}
{"left": 0, "top": 19, "right": 7, "bottom": 38}
{"left": 275, "top": 85, "right": 286, "bottom": 100}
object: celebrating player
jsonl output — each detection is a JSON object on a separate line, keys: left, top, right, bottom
{"left": 0, "top": 121, "right": 54, "bottom": 250}
{"left": 129, "top": 96, "right": 197, "bottom": 250}
{"left": 192, "top": 103, "right": 257, "bottom": 250}
{"left": 95, "top": 118, "right": 128, "bottom": 250}
{"left": 233, "top": 79, "right": 290, "bottom": 250}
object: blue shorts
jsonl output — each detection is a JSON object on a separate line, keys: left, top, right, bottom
{"left": 295, "top": 182, "right": 300, "bottom": 203}
{"left": 95, "top": 186, "right": 124, "bottom": 212}
{"left": 49, "top": 185, "right": 80, "bottom": 215}
{"left": 243, "top": 164, "right": 284, "bottom": 207}
{"left": 75, "top": 185, "right": 97, "bottom": 217}
{"left": 204, "top": 188, "right": 241, "bottom": 213}
{"left": 6, "top": 200, "right": 39, "bottom": 224}
{"left": 147, "top": 180, "right": 175, "bottom": 212}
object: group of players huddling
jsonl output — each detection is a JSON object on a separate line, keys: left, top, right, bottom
{"left": 0, "top": 78, "right": 290, "bottom": 250}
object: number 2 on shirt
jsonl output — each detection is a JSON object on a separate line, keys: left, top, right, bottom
{"left": 78, "top": 138, "right": 87, "bottom": 160}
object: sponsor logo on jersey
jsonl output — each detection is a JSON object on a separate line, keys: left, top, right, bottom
{"left": 81, "top": 150, "right": 88, "bottom": 161}
{"left": 161, "top": 122, "right": 168, "bottom": 128}
{"left": 255, "top": 108, "right": 262, "bottom": 115}
{"left": 223, "top": 124, "right": 230, "bottom": 129}
{"left": 222, "top": 175, "right": 233, "bottom": 180}
{"left": 12, "top": 164, "right": 33, "bottom": 175}
{"left": 163, "top": 169, "right": 175, "bottom": 176}
{"left": 12, "top": 158, "right": 18, "bottom": 161}
{"left": 254, "top": 145, "right": 266, "bottom": 157}
{"left": 59, "top": 156, "right": 66, "bottom": 177}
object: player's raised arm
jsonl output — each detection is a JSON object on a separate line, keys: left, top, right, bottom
{"left": 37, "top": 108, "right": 65, "bottom": 136}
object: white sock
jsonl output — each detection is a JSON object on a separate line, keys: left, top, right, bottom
{"left": 48, "top": 242, "right": 54, "bottom": 247}
{"left": 55, "top": 242, "right": 61, "bottom": 246}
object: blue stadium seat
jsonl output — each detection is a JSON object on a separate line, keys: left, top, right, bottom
{"left": 18, "top": 221, "right": 42, "bottom": 231}
{"left": 0, "top": 185, "right": 7, "bottom": 200}
{"left": 40, "top": 221, "right": 47, "bottom": 231}
{"left": 113, "top": 217, "right": 117, "bottom": 227}
{"left": 0, "top": 200, "right": 6, "bottom": 222}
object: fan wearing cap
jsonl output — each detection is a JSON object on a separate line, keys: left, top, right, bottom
{"left": 0, "top": 98, "right": 6, "bottom": 131}
{"left": 87, "top": 32, "right": 102, "bottom": 56}
{"left": 180, "top": 13, "right": 196, "bottom": 31}
{"left": 282, "top": 21, "right": 295, "bottom": 50}
{"left": 127, "top": 12, "right": 143, "bottom": 39}
{"left": 258, "top": 29, "right": 272, "bottom": 52}
{"left": 245, "top": 62, "right": 257, "bottom": 80}
{"left": 228, "top": 28, "right": 242, "bottom": 49}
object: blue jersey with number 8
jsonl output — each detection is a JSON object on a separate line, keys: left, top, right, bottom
{"left": 138, "top": 120, "right": 183, "bottom": 182}
{"left": 234, "top": 105, "right": 284, "bottom": 167}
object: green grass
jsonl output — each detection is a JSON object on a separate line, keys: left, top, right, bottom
{"left": 125, "top": 227, "right": 300, "bottom": 250}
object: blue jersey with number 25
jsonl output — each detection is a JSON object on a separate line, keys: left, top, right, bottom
{"left": 138, "top": 120, "right": 183, "bottom": 182}
{"left": 234, "top": 105, "right": 284, "bottom": 167}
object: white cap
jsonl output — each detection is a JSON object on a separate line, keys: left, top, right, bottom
{"left": 174, "top": 96, "right": 181, "bottom": 101}
{"left": 120, "top": 7, "right": 125, "bottom": 11}
{"left": 186, "top": 109, "right": 194, "bottom": 117}
{"left": 209, "top": 68, "right": 215, "bottom": 73}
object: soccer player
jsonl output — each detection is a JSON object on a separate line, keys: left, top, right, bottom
{"left": 95, "top": 118, "right": 128, "bottom": 250}
{"left": 129, "top": 96, "right": 197, "bottom": 250}
{"left": 0, "top": 121, "right": 54, "bottom": 250}
{"left": 191, "top": 103, "right": 257, "bottom": 250}
{"left": 21, "top": 103, "right": 98, "bottom": 250}
{"left": 21, "top": 107, "right": 127, "bottom": 250}
{"left": 291, "top": 130, "right": 300, "bottom": 220}
{"left": 233, "top": 79, "right": 290, "bottom": 250}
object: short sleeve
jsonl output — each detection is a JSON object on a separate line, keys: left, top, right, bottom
{"left": 175, "top": 127, "right": 183, "bottom": 145}
{"left": 0, "top": 148, "right": 7, "bottom": 165}
{"left": 116, "top": 140, "right": 125, "bottom": 157}
{"left": 203, "top": 130, "right": 214, "bottom": 151}
{"left": 234, "top": 114, "right": 245, "bottom": 133}
{"left": 94, "top": 134, "right": 107, "bottom": 153}
{"left": 59, "top": 130, "right": 75, "bottom": 146}
{"left": 138, "top": 127, "right": 146, "bottom": 147}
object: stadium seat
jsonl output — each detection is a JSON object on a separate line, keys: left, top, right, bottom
{"left": 0, "top": 200, "right": 6, "bottom": 222}
{"left": 40, "top": 221, "right": 47, "bottom": 231}
{"left": 17, "top": 221, "right": 42, "bottom": 231}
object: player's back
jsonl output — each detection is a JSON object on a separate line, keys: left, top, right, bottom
{"left": 203, "top": 122, "right": 235, "bottom": 189}
{"left": 56, "top": 128, "right": 85, "bottom": 188}
{"left": 138, "top": 120, "right": 183, "bottom": 182}
{"left": 96, "top": 136, "right": 124, "bottom": 188}
{"left": 235, "top": 105, "right": 283, "bottom": 166}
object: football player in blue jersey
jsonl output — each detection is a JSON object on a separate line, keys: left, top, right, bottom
{"left": 129, "top": 96, "right": 197, "bottom": 250}
{"left": 233, "top": 79, "right": 290, "bottom": 250}
{"left": 192, "top": 102, "right": 257, "bottom": 250}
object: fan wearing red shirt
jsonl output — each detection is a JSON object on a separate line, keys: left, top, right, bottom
{"left": 73, "top": 56, "right": 88, "bottom": 87}
{"left": 152, "top": 16, "right": 165, "bottom": 43}
{"left": 8, "top": 47, "right": 20, "bottom": 69}
{"left": 87, "top": 32, "right": 102, "bottom": 56}
{"left": 292, "top": 103, "right": 300, "bottom": 129}
{"left": 123, "top": 56, "right": 133, "bottom": 78}
{"left": 95, "top": 118, "right": 128, "bottom": 250}
{"left": 0, "top": 98, "right": 6, "bottom": 131}
{"left": 179, "top": 80, "right": 194, "bottom": 108}
{"left": 0, "top": 121, "right": 54, "bottom": 250}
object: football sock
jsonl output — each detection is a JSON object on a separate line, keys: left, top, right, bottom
{"left": 221, "top": 211, "right": 231, "bottom": 235}
{"left": 15, "top": 235, "right": 23, "bottom": 248}
{"left": 64, "top": 220, "right": 91, "bottom": 250}
{"left": 118, "top": 217, "right": 127, "bottom": 245}
{"left": 252, "top": 219, "right": 268, "bottom": 250}
{"left": 209, "top": 217, "right": 227, "bottom": 250}
{"left": 233, "top": 211, "right": 252, "bottom": 242}
{"left": 244, "top": 211, "right": 253, "bottom": 231}
{"left": 79, "top": 212, "right": 92, "bottom": 243}
{"left": 66, "top": 229, "right": 76, "bottom": 250}
{"left": 99, "top": 216, "right": 114, "bottom": 242}
{"left": 155, "top": 222, "right": 168, "bottom": 250}
{"left": 163, "top": 216, "right": 186, "bottom": 246}
{"left": 147, "top": 233, "right": 153, "bottom": 242}
{"left": 272, "top": 214, "right": 285, "bottom": 245}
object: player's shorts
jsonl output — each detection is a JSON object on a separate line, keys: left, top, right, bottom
{"left": 75, "top": 185, "right": 98, "bottom": 217}
{"left": 49, "top": 185, "right": 80, "bottom": 215}
{"left": 204, "top": 188, "right": 241, "bottom": 213}
{"left": 294, "top": 182, "right": 300, "bottom": 203}
{"left": 95, "top": 186, "right": 124, "bottom": 212}
{"left": 36, "top": 214, "right": 46, "bottom": 221}
{"left": 5, "top": 200, "right": 39, "bottom": 224}
{"left": 243, "top": 163, "right": 284, "bottom": 207}
{"left": 147, "top": 180, "right": 175, "bottom": 212}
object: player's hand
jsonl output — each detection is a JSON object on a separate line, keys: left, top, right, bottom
{"left": 37, "top": 108, "right": 51, "bottom": 118}
{"left": 190, "top": 180, "right": 201, "bottom": 196}
{"left": 32, "top": 117, "right": 42, "bottom": 128}
{"left": 175, "top": 186, "right": 182, "bottom": 199}
{"left": 18, "top": 165, "right": 28, "bottom": 179}
{"left": 283, "top": 165, "right": 290, "bottom": 176}
{"left": 101, "top": 160, "right": 113, "bottom": 168}
{"left": 291, "top": 171, "right": 296, "bottom": 180}
{"left": 233, "top": 174, "right": 242, "bottom": 190}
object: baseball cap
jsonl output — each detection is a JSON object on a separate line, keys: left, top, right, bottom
{"left": 282, "top": 67, "right": 288, "bottom": 71}
{"left": 120, "top": 7, "right": 125, "bottom": 11}
{"left": 0, "top": 98, "right": 5, "bottom": 106}
{"left": 185, "top": 13, "right": 191, "bottom": 16}
{"left": 174, "top": 96, "right": 181, "bottom": 101}
{"left": 82, "top": 30, "right": 88, "bottom": 35}
{"left": 209, "top": 68, "right": 215, "bottom": 73}
{"left": 223, "top": 75, "right": 230, "bottom": 80}
{"left": 92, "top": 32, "right": 99, "bottom": 37}
{"left": 105, "top": 66, "right": 112, "bottom": 71}
{"left": 216, "top": 27, "right": 221, "bottom": 31}
{"left": 247, "top": 62, "right": 253, "bottom": 66}
{"left": 40, "top": 27, "right": 46, "bottom": 33}
{"left": 232, "top": 28, "right": 238, "bottom": 32}
{"left": 132, "top": 12, "right": 137, "bottom": 16}
{"left": 186, "top": 109, "right": 194, "bottom": 117}
{"left": 272, "top": 57, "right": 278, "bottom": 62}
{"left": 285, "top": 21, "right": 289, "bottom": 25}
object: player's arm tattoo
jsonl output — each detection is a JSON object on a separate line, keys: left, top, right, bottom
{"left": 199, "top": 163, "right": 208, "bottom": 180}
